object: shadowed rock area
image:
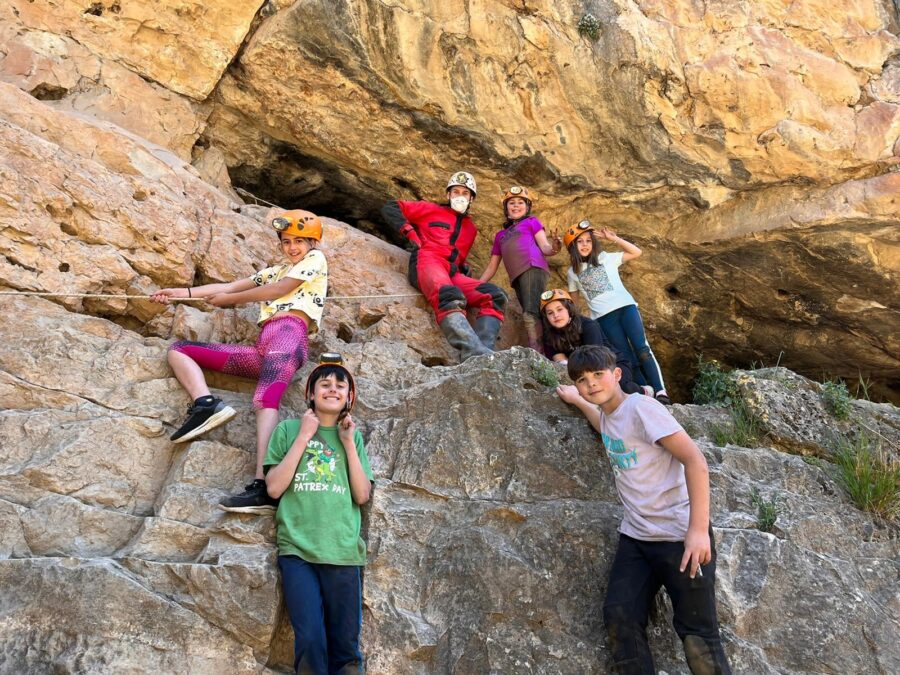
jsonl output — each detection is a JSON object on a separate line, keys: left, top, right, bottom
{"left": 1, "top": 84, "right": 899, "bottom": 673}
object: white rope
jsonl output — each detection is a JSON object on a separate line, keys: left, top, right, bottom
{"left": 0, "top": 290, "right": 421, "bottom": 301}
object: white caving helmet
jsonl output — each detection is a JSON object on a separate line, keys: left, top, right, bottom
{"left": 446, "top": 171, "right": 477, "bottom": 198}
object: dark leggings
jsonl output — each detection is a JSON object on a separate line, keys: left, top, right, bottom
{"left": 597, "top": 305, "right": 666, "bottom": 393}
{"left": 511, "top": 267, "right": 550, "bottom": 317}
{"left": 603, "top": 532, "right": 731, "bottom": 674}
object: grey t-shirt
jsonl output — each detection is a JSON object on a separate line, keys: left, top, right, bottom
{"left": 599, "top": 394, "right": 690, "bottom": 541}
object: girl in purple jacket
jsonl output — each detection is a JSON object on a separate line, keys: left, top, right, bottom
{"left": 479, "top": 186, "right": 561, "bottom": 351}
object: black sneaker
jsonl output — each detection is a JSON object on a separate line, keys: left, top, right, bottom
{"left": 219, "top": 479, "right": 278, "bottom": 514}
{"left": 170, "top": 397, "right": 236, "bottom": 443}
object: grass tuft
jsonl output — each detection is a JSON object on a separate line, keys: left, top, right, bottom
{"left": 831, "top": 433, "right": 900, "bottom": 522}
{"left": 750, "top": 487, "right": 781, "bottom": 533}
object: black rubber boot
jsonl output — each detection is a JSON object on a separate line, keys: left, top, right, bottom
{"left": 440, "top": 313, "right": 492, "bottom": 362}
{"left": 473, "top": 315, "right": 502, "bottom": 351}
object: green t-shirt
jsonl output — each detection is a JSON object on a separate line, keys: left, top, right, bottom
{"left": 263, "top": 420, "right": 374, "bottom": 565}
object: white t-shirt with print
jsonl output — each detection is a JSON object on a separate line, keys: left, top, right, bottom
{"left": 599, "top": 393, "right": 689, "bottom": 541}
{"left": 567, "top": 251, "right": 636, "bottom": 318}
{"left": 251, "top": 249, "right": 328, "bottom": 330}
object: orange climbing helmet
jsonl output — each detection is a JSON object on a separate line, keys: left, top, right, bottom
{"left": 539, "top": 288, "right": 573, "bottom": 312}
{"left": 305, "top": 353, "right": 357, "bottom": 412}
{"left": 563, "top": 219, "right": 595, "bottom": 248}
{"left": 501, "top": 185, "right": 533, "bottom": 206}
{"left": 271, "top": 210, "right": 323, "bottom": 241}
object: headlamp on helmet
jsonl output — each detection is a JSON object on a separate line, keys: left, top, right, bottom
{"left": 540, "top": 288, "right": 573, "bottom": 311}
{"left": 501, "top": 185, "right": 533, "bottom": 206}
{"left": 446, "top": 171, "right": 477, "bottom": 198}
{"left": 563, "top": 219, "right": 595, "bottom": 248}
{"left": 271, "top": 210, "right": 323, "bottom": 241}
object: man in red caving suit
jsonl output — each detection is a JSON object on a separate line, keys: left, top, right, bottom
{"left": 382, "top": 172, "right": 507, "bottom": 361}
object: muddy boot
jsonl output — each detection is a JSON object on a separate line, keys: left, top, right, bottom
{"left": 473, "top": 315, "right": 502, "bottom": 351}
{"left": 440, "top": 313, "right": 491, "bottom": 362}
{"left": 522, "top": 313, "right": 543, "bottom": 354}
{"left": 683, "top": 634, "right": 732, "bottom": 675}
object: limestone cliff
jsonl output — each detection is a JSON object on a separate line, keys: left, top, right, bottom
{"left": 1, "top": 83, "right": 899, "bottom": 673}
{"left": 1, "top": 0, "right": 897, "bottom": 399}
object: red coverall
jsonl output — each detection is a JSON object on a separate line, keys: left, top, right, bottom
{"left": 382, "top": 200, "right": 507, "bottom": 324}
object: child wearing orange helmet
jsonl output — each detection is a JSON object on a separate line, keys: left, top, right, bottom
{"left": 151, "top": 209, "right": 328, "bottom": 512}
{"left": 479, "top": 186, "right": 562, "bottom": 352}
{"left": 264, "top": 354, "right": 373, "bottom": 674}
{"left": 563, "top": 220, "right": 670, "bottom": 404}
{"left": 539, "top": 289, "right": 644, "bottom": 395}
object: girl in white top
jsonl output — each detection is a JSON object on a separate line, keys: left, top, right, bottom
{"left": 564, "top": 220, "right": 670, "bottom": 404}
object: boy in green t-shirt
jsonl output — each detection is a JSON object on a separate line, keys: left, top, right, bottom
{"left": 264, "top": 354, "right": 374, "bottom": 674}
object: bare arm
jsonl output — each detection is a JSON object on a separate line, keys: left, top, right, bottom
{"left": 266, "top": 410, "right": 320, "bottom": 498}
{"left": 658, "top": 430, "right": 711, "bottom": 577}
{"left": 599, "top": 227, "right": 641, "bottom": 262}
{"left": 208, "top": 277, "right": 302, "bottom": 307}
{"left": 556, "top": 385, "right": 602, "bottom": 434}
{"left": 338, "top": 415, "right": 372, "bottom": 505}
{"left": 479, "top": 255, "right": 502, "bottom": 283}
{"left": 150, "top": 278, "right": 256, "bottom": 303}
{"left": 535, "top": 228, "right": 562, "bottom": 257}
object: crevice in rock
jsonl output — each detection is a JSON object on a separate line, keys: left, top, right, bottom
{"left": 29, "top": 84, "right": 69, "bottom": 101}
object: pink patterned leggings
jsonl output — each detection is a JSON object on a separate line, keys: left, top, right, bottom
{"left": 170, "top": 315, "right": 309, "bottom": 410}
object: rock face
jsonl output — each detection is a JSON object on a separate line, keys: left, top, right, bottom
{"left": 1, "top": 0, "right": 897, "bottom": 399}
{"left": 1, "top": 90, "right": 899, "bottom": 674}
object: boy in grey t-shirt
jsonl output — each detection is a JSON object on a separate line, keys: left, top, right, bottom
{"left": 557, "top": 345, "right": 731, "bottom": 674}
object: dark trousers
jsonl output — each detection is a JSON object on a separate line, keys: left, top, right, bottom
{"left": 603, "top": 533, "right": 731, "bottom": 675}
{"left": 278, "top": 556, "right": 364, "bottom": 675}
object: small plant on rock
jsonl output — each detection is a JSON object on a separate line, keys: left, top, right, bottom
{"left": 531, "top": 359, "right": 559, "bottom": 388}
{"left": 692, "top": 357, "right": 739, "bottom": 406}
{"left": 577, "top": 13, "right": 602, "bottom": 41}
{"left": 821, "top": 380, "right": 852, "bottom": 420}
{"left": 708, "top": 401, "right": 763, "bottom": 448}
{"left": 750, "top": 487, "right": 781, "bottom": 533}
{"left": 832, "top": 432, "right": 900, "bottom": 523}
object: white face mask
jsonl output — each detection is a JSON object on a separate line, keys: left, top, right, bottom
{"left": 450, "top": 196, "right": 470, "bottom": 214}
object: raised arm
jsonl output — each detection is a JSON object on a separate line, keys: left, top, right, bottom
{"left": 338, "top": 415, "right": 372, "bottom": 505}
{"left": 266, "top": 411, "right": 320, "bottom": 498}
{"left": 535, "top": 228, "right": 562, "bottom": 256}
{"left": 556, "top": 385, "right": 602, "bottom": 433}
{"left": 598, "top": 227, "right": 641, "bottom": 262}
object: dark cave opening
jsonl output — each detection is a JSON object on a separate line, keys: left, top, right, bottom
{"left": 227, "top": 141, "right": 411, "bottom": 248}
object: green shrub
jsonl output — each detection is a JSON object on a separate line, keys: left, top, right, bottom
{"left": 832, "top": 433, "right": 900, "bottom": 522}
{"left": 750, "top": 487, "right": 781, "bottom": 533}
{"left": 531, "top": 360, "right": 559, "bottom": 388}
{"left": 709, "top": 401, "right": 763, "bottom": 447}
{"left": 692, "top": 358, "right": 739, "bottom": 406}
{"left": 577, "top": 13, "right": 602, "bottom": 40}
{"left": 821, "top": 380, "right": 852, "bottom": 420}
